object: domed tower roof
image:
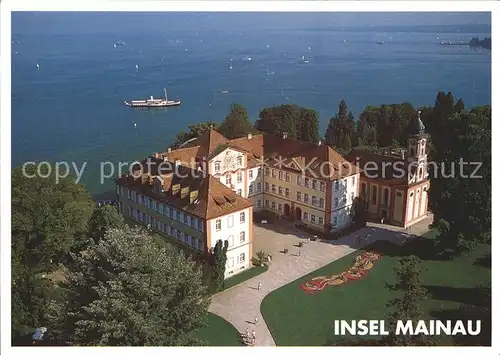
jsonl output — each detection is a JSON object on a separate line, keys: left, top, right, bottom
{"left": 408, "top": 110, "right": 426, "bottom": 136}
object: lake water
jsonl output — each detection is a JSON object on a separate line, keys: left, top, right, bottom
{"left": 12, "top": 15, "right": 491, "bottom": 195}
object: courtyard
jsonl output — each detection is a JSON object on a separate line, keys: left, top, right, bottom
{"left": 209, "top": 217, "right": 428, "bottom": 346}
{"left": 260, "top": 231, "right": 491, "bottom": 346}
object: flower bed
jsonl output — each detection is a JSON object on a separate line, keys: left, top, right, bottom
{"left": 300, "top": 251, "right": 381, "bottom": 294}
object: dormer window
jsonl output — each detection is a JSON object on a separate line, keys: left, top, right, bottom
{"left": 215, "top": 162, "right": 221, "bottom": 172}
{"left": 237, "top": 156, "right": 243, "bottom": 167}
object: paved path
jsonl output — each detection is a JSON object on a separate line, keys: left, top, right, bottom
{"left": 208, "top": 216, "right": 432, "bottom": 346}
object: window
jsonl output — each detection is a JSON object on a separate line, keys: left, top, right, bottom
{"left": 249, "top": 185, "right": 253, "bottom": 194}
{"left": 350, "top": 192, "right": 354, "bottom": 202}
{"left": 226, "top": 175, "right": 231, "bottom": 185}
{"left": 240, "top": 212, "right": 245, "bottom": 223}
{"left": 179, "top": 231, "right": 185, "bottom": 242}
{"left": 237, "top": 156, "right": 243, "bottom": 167}
{"left": 351, "top": 176, "right": 355, "bottom": 186}
{"left": 285, "top": 188, "right": 290, "bottom": 198}
{"left": 334, "top": 181, "right": 339, "bottom": 191}
{"left": 305, "top": 178, "right": 310, "bottom": 188}
{"left": 186, "top": 235, "right": 192, "bottom": 245}
{"left": 410, "top": 192, "right": 414, "bottom": 197}
{"left": 227, "top": 257, "right": 235, "bottom": 269}
{"left": 372, "top": 186, "right": 377, "bottom": 205}
{"left": 319, "top": 198, "right": 325, "bottom": 208}
{"left": 265, "top": 182, "right": 270, "bottom": 191}
{"left": 175, "top": 210, "right": 180, "bottom": 220}
{"left": 237, "top": 172, "right": 243, "bottom": 183}
{"left": 272, "top": 202, "right": 276, "bottom": 210}
{"left": 334, "top": 198, "right": 339, "bottom": 208}
{"left": 265, "top": 199, "right": 269, "bottom": 207}
{"left": 312, "top": 180, "right": 317, "bottom": 190}
{"left": 228, "top": 235, "right": 234, "bottom": 247}
{"left": 199, "top": 222, "right": 204, "bottom": 232}
{"left": 237, "top": 189, "right": 242, "bottom": 196}
{"left": 228, "top": 215, "right": 234, "bottom": 227}
{"left": 272, "top": 169, "right": 277, "bottom": 178}
{"left": 215, "top": 162, "right": 221, "bottom": 172}
{"left": 191, "top": 218, "right": 197, "bottom": 229}
{"left": 179, "top": 212, "right": 184, "bottom": 222}
{"left": 333, "top": 217, "right": 338, "bottom": 226}
{"left": 286, "top": 173, "right": 290, "bottom": 182}
{"left": 384, "top": 189, "right": 389, "bottom": 206}
{"left": 278, "top": 204, "right": 283, "bottom": 212}
{"left": 311, "top": 215, "right": 316, "bottom": 224}
{"left": 303, "top": 212, "right": 309, "bottom": 221}
{"left": 320, "top": 182, "right": 325, "bottom": 192}
{"left": 240, "top": 231, "right": 246, "bottom": 243}
{"left": 304, "top": 194, "right": 309, "bottom": 203}
{"left": 418, "top": 167, "right": 423, "bottom": 180}
{"left": 297, "top": 191, "right": 302, "bottom": 201}
{"left": 272, "top": 184, "right": 276, "bottom": 193}
{"left": 249, "top": 170, "right": 253, "bottom": 179}
{"left": 257, "top": 182, "right": 262, "bottom": 191}
{"left": 297, "top": 176, "right": 302, "bottom": 185}
{"left": 185, "top": 214, "right": 190, "bottom": 224}
{"left": 319, "top": 217, "right": 324, "bottom": 225}
{"left": 279, "top": 171, "right": 283, "bottom": 180}
{"left": 312, "top": 196, "right": 318, "bottom": 206}
{"left": 278, "top": 186, "right": 283, "bottom": 195}
{"left": 265, "top": 167, "right": 269, "bottom": 176}
{"left": 239, "top": 253, "right": 246, "bottom": 263}
{"left": 127, "top": 189, "right": 131, "bottom": 199}
{"left": 169, "top": 208, "right": 174, "bottom": 218}
{"left": 167, "top": 225, "right": 172, "bottom": 235}
{"left": 257, "top": 199, "right": 262, "bottom": 208}
{"left": 216, "top": 219, "right": 221, "bottom": 231}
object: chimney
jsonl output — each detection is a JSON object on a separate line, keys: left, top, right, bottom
{"left": 247, "top": 133, "right": 253, "bottom": 140}
{"left": 190, "top": 190, "right": 199, "bottom": 204}
{"left": 282, "top": 132, "right": 288, "bottom": 139}
{"left": 168, "top": 148, "right": 172, "bottom": 153}
{"left": 317, "top": 140, "right": 322, "bottom": 146}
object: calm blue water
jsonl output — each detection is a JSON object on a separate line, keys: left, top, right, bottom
{"left": 12, "top": 18, "right": 491, "bottom": 195}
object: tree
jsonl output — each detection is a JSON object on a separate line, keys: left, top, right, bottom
{"left": 170, "top": 121, "right": 218, "bottom": 149}
{"left": 62, "top": 226, "right": 210, "bottom": 346}
{"left": 11, "top": 164, "right": 94, "bottom": 340}
{"left": 211, "top": 239, "right": 229, "bottom": 292}
{"left": 325, "top": 100, "right": 355, "bottom": 150}
{"left": 383, "top": 256, "right": 435, "bottom": 346}
{"left": 431, "top": 108, "right": 491, "bottom": 255}
{"left": 217, "top": 103, "right": 258, "bottom": 139}
{"left": 255, "top": 104, "right": 319, "bottom": 142}
{"left": 297, "top": 107, "right": 320, "bottom": 142}
{"left": 88, "top": 205, "right": 124, "bottom": 243}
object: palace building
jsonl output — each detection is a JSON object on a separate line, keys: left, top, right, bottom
{"left": 115, "top": 112, "right": 430, "bottom": 278}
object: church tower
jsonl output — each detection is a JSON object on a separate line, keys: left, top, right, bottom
{"left": 406, "top": 111, "right": 428, "bottom": 184}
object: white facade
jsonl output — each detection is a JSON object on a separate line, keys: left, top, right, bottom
{"left": 208, "top": 207, "right": 251, "bottom": 278}
{"left": 330, "top": 173, "right": 359, "bottom": 230}
{"left": 209, "top": 148, "right": 247, "bottom": 197}
{"left": 247, "top": 166, "right": 264, "bottom": 210}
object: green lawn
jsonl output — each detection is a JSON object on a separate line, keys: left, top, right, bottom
{"left": 198, "top": 312, "right": 243, "bottom": 346}
{"left": 261, "top": 231, "right": 491, "bottom": 346}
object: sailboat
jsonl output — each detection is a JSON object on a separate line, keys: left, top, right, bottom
{"left": 135, "top": 64, "right": 139, "bottom": 70}
{"left": 36, "top": 62, "right": 40, "bottom": 70}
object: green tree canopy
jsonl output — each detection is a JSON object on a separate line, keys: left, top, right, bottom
{"left": 255, "top": 104, "right": 319, "bottom": 142}
{"left": 217, "top": 103, "right": 259, "bottom": 139}
{"left": 384, "top": 256, "right": 435, "bottom": 346}
{"left": 11, "top": 164, "right": 94, "bottom": 341}
{"left": 88, "top": 204, "right": 124, "bottom": 243}
{"left": 61, "top": 226, "right": 210, "bottom": 346}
